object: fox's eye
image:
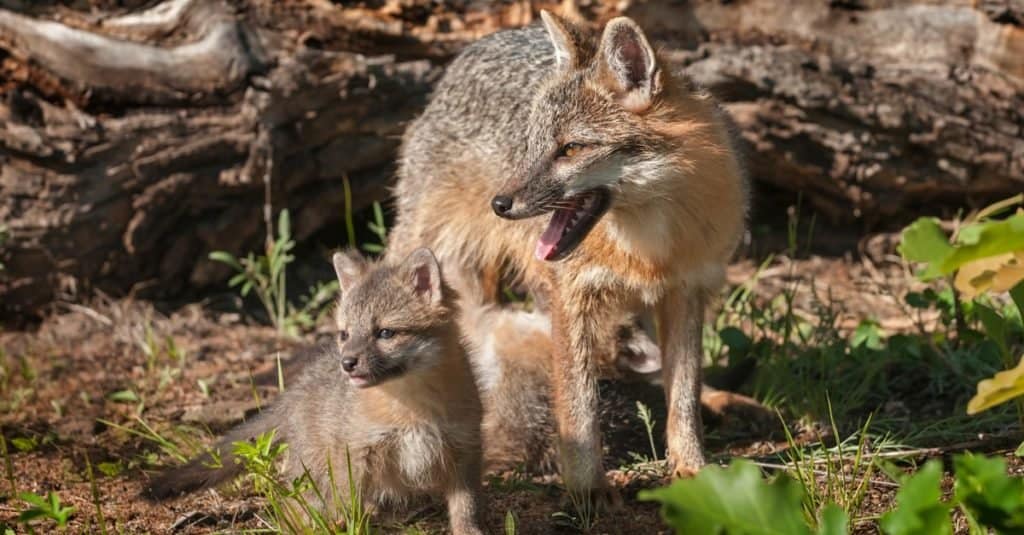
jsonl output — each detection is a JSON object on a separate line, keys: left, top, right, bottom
{"left": 557, "top": 142, "right": 585, "bottom": 159}
{"left": 338, "top": 330, "right": 349, "bottom": 342}
{"left": 375, "top": 328, "right": 394, "bottom": 340}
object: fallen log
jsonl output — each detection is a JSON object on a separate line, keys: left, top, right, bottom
{"left": 1, "top": 0, "right": 1022, "bottom": 319}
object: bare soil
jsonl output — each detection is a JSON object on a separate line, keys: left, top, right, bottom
{"left": 0, "top": 253, "right": 1018, "bottom": 534}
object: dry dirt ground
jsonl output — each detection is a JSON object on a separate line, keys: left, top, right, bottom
{"left": 0, "top": 249, "right": 1020, "bottom": 534}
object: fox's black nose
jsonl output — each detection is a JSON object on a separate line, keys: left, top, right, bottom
{"left": 341, "top": 357, "right": 358, "bottom": 372}
{"left": 491, "top": 195, "right": 513, "bottom": 216}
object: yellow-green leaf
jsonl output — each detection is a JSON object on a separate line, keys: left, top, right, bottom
{"left": 953, "top": 252, "right": 1024, "bottom": 299}
{"left": 967, "top": 356, "right": 1024, "bottom": 415}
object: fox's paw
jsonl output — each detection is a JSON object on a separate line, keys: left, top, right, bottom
{"left": 667, "top": 450, "right": 706, "bottom": 480}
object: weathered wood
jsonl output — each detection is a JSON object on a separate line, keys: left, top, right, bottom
{"left": 0, "top": 1, "right": 442, "bottom": 319}
{"left": 653, "top": 0, "right": 1024, "bottom": 225}
{"left": 1, "top": 0, "right": 1023, "bottom": 319}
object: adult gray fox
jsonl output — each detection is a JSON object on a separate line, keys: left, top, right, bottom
{"left": 387, "top": 10, "right": 748, "bottom": 503}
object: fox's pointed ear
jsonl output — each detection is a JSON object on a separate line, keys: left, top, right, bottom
{"left": 540, "top": 10, "right": 579, "bottom": 70}
{"left": 403, "top": 247, "right": 443, "bottom": 306}
{"left": 332, "top": 251, "right": 366, "bottom": 294}
{"left": 597, "top": 17, "right": 661, "bottom": 113}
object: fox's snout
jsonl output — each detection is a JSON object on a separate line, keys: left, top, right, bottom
{"left": 490, "top": 177, "right": 565, "bottom": 220}
{"left": 489, "top": 192, "right": 555, "bottom": 220}
{"left": 490, "top": 195, "right": 514, "bottom": 217}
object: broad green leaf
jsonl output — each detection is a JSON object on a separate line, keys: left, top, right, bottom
{"left": 719, "top": 327, "right": 752, "bottom": 356}
{"left": 974, "top": 303, "right": 1010, "bottom": 360}
{"left": 1011, "top": 281, "right": 1024, "bottom": 320}
{"left": 954, "top": 453, "right": 1024, "bottom": 533}
{"left": 941, "top": 213, "right": 1024, "bottom": 275}
{"left": 900, "top": 201, "right": 1024, "bottom": 282}
{"left": 851, "top": 319, "right": 884, "bottom": 351}
{"left": 818, "top": 504, "right": 849, "bottom": 535}
{"left": 639, "top": 460, "right": 812, "bottom": 535}
{"left": 1016, "top": 440, "right": 1024, "bottom": 458}
{"left": 880, "top": 460, "right": 952, "bottom": 535}
{"left": 18, "top": 492, "right": 48, "bottom": 509}
{"left": 967, "top": 356, "right": 1024, "bottom": 414}
{"left": 899, "top": 218, "right": 953, "bottom": 279}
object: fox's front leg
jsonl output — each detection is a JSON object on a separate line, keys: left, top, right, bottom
{"left": 549, "top": 290, "right": 619, "bottom": 505}
{"left": 445, "top": 447, "right": 485, "bottom": 535}
{"left": 657, "top": 286, "right": 708, "bottom": 478}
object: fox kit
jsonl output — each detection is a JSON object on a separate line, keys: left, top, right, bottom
{"left": 388, "top": 11, "right": 748, "bottom": 499}
{"left": 144, "top": 249, "right": 485, "bottom": 535}
{"left": 462, "top": 304, "right": 664, "bottom": 473}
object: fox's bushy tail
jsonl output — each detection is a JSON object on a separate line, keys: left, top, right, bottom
{"left": 142, "top": 409, "right": 280, "bottom": 501}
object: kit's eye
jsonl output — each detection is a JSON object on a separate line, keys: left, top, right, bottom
{"left": 375, "top": 328, "right": 394, "bottom": 340}
{"left": 557, "top": 142, "right": 585, "bottom": 159}
{"left": 338, "top": 330, "right": 349, "bottom": 342}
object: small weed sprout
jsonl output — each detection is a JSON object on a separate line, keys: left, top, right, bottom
{"left": 636, "top": 400, "right": 659, "bottom": 463}
{"left": 504, "top": 510, "right": 518, "bottom": 535}
{"left": 780, "top": 397, "right": 878, "bottom": 527}
{"left": 341, "top": 174, "right": 389, "bottom": 255}
{"left": 83, "top": 456, "right": 109, "bottom": 535}
{"left": 552, "top": 488, "right": 599, "bottom": 533}
{"left": 210, "top": 210, "right": 339, "bottom": 338}
{"left": 18, "top": 491, "right": 75, "bottom": 531}
{"left": 361, "top": 202, "right": 388, "bottom": 254}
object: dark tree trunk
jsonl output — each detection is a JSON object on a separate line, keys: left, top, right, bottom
{"left": 1, "top": 0, "right": 1022, "bottom": 319}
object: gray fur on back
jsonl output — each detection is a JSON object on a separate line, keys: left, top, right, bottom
{"left": 394, "top": 25, "right": 555, "bottom": 215}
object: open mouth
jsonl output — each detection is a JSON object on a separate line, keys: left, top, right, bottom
{"left": 535, "top": 189, "right": 611, "bottom": 261}
{"left": 347, "top": 373, "right": 373, "bottom": 388}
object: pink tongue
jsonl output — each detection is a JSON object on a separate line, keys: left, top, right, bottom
{"left": 535, "top": 208, "right": 574, "bottom": 261}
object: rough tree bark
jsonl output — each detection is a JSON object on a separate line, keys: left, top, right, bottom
{"left": 1, "top": 0, "right": 1022, "bottom": 319}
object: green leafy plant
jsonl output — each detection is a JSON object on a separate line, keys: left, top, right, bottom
{"left": 645, "top": 454, "right": 1024, "bottom": 535}
{"left": 18, "top": 491, "right": 75, "bottom": 531}
{"left": 341, "top": 174, "right": 389, "bottom": 255}
{"left": 878, "top": 461, "right": 951, "bottom": 535}
{"left": 900, "top": 195, "right": 1024, "bottom": 429}
{"left": 953, "top": 454, "right": 1024, "bottom": 532}
{"left": 636, "top": 401, "right": 659, "bottom": 463}
{"left": 640, "top": 460, "right": 847, "bottom": 535}
{"left": 361, "top": 202, "right": 388, "bottom": 254}
{"left": 232, "top": 431, "right": 373, "bottom": 534}
{"left": 210, "top": 210, "right": 339, "bottom": 338}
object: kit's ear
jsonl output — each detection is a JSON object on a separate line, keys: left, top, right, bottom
{"left": 332, "top": 250, "right": 368, "bottom": 294}
{"left": 402, "top": 247, "right": 443, "bottom": 306}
